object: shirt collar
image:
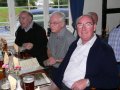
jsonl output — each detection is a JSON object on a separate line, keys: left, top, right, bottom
{"left": 24, "top": 21, "right": 34, "bottom": 32}
{"left": 55, "top": 27, "right": 66, "bottom": 37}
{"left": 77, "top": 33, "right": 97, "bottom": 46}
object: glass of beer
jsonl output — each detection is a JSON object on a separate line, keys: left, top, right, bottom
{"left": 0, "top": 51, "right": 5, "bottom": 80}
{"left": 23, "top": 75, "right": 34, "bottom": 90}
{"left": 0, "top": 50, "right": 3, "bottom": 67}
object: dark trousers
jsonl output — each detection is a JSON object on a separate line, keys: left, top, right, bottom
{"left": 117, "top": 62, "right": 120, "bottom": 73}
{"left": 61, "top": 83, "right": 71, "bottom": 90}
{"left": 44, "top": 66, "right": 57, "bottom": 79}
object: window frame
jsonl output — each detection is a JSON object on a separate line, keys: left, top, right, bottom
{"left": 7, "top": 0, "right": 73, "bottom": 36}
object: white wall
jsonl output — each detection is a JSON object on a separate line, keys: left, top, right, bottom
{"left": 107, "top": 0, "right": 120, "bottom": 32}
{"left": 83, "top": 0, "right": 102, "bottom": 35}
{"left": 83, "top": 0, "right": 120, "bottom": 35}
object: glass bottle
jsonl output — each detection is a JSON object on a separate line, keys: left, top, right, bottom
{"left": 8, "top": 56, "right": 14, "bottom": 74}
{"left": 0, "top": 50, "right": 5, "bottom": 80}
{"left": 16, "top": 79, "right": 23, "bottom": 90}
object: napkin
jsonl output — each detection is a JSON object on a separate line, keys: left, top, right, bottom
{"left": 13, "top": 44, "right": 19, "bottom": 53}
{"left": 13, "top": 56, "right": 20, "bottom": 67}
{"left": 4, "top": 52, "right": 9, "bottom": 64}
{"left": 8, "top": 75, "right": 17, "bottom": 90}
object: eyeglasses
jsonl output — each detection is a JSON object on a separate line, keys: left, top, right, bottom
{"left": 77, "top": 22, "right": 93, "bottom": 28}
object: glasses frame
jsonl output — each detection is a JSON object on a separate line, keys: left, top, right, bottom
{"left": 77, "top": 22, "right": 94, "bottom": 29}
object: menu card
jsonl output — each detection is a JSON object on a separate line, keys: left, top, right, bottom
{"left": 19, "top": 58, "right": 44, "bottom": 75}
{"left": 31, "top": 72, "right": 51, "bottom": 87}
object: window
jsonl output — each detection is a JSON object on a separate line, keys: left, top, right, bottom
{"left": 29, "top": 0, "right": 69, "bottom": 28}
{"left": 0, "top": 0, "right": 70, "bottom": 34}
{"left": 0, "top": 0, "right": 10, "bottom": 32}
{"left": 15, "top": 0, "right": 40, "bottom": 27}
{"left": 49, "top": 0, "right": 69, "bottom": 24}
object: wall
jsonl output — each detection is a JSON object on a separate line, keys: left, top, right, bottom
{"left": 107, "top": 0, "right": 120, "bottom": 32}
{"left": 83, "top": 0, "right": 120, "bottom": 35}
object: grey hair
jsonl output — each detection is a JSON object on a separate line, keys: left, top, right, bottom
{"left": 76, "top": 14, "right": 95, "bottom": 26}
{"left": 50, "top": 11, "right": 66, "bottom": 22}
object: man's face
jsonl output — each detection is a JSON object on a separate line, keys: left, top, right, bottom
{"left": 19, "top": 13, "right": 32, "bottom": 29}
{"left": 49, "top": 14, "right": 64, "bottom": 33}
{"left": 77, "top": 16, "right": 96, "bottom": 44}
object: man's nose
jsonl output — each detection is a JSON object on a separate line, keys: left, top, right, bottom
{"left": 81, "top": 24, "right": 86, "bottom": 30}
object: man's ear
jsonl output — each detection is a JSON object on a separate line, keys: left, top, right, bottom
{"left": 28, "top": 15, "right": 32, "bottom": 22}
{"left": 61, "top": 21, "right": 65, "bottom": 27}
{"left": 94, "top": 24, "right": 97, "bottom": 32}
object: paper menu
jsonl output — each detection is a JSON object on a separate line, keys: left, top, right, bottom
{"left": 30, "top": 73, "right": 51, "bottom": 87}
{"left": 19, "top": 58, "right": 44, "bottom": 75}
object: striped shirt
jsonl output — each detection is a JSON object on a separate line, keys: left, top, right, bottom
{"left": 108, "top": 26, "right": 120, "bottom": 62}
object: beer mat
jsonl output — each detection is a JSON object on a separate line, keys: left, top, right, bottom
{"left": 33, "top": 73, "right": 51, "bottom": 86}
{"left": 19, "top": 58, "right": 44, "bottom": 75}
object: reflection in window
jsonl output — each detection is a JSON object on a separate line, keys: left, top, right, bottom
{"left": 0, "top": 0, "right": 9, "bottom": 28}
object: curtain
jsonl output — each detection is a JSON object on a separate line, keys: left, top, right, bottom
{"left": 70, "top": 0, "right": 84, "bottom": 34}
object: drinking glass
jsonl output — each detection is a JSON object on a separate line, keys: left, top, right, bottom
{"left": 23, "top": 74, "right": 34, "bottom": 90}
{"left": 1, "top": 78, "right": 10, "bottom": 90}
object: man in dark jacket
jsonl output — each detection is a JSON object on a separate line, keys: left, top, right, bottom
{"left": 51, "top": 14, "right": 120, "bottom": 90}
{"left": 15, "top": 11, "right": 48, "bottom": 66}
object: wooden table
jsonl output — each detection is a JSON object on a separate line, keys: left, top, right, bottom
{"left": 0, "top": 69, "right": 59, "bottom": 90}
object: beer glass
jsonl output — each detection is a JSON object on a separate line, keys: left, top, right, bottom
{"left": 23, "top": 75, "right": 34, "bottom": 90}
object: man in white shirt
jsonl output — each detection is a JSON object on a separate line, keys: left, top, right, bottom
{"left": 51, "top": 14, "right": 119, "bottom": 90}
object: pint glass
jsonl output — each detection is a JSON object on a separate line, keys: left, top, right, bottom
{"left": 23, "top": 75, "right": 34, "bottom": 90}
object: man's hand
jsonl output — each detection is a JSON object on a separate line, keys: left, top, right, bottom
{"left": 23, "top": 42, "right": 33, "bottom": 50}
{"left": 44, "top": 57, "right": 57, "bottom": 66}
{"left": 47, "top": 57, "right": 56, "bottom": 65}
{"left": 71, "top": 79, "right": 89, "bottom": 90}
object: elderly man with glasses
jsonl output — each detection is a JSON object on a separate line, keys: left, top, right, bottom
{"left": 44, "top": 11, "right": 76, "bottom": 75}
{"left": 51, "top": 14, "right": 119, "bottom": 90}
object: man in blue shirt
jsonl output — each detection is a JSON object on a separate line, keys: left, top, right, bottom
{"left": 108, "top": 25, "right": 120, "bottom": 73}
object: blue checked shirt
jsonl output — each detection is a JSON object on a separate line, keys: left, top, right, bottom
{"left": 108, "top": 26, "right": 120, "bottom": 62}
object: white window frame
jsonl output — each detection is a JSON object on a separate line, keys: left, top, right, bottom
{"left": 7, "top": 0, "right": 73, "bottom": 36}
{"left": 7, "top": 0, "right": 16, "bottom": 36}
